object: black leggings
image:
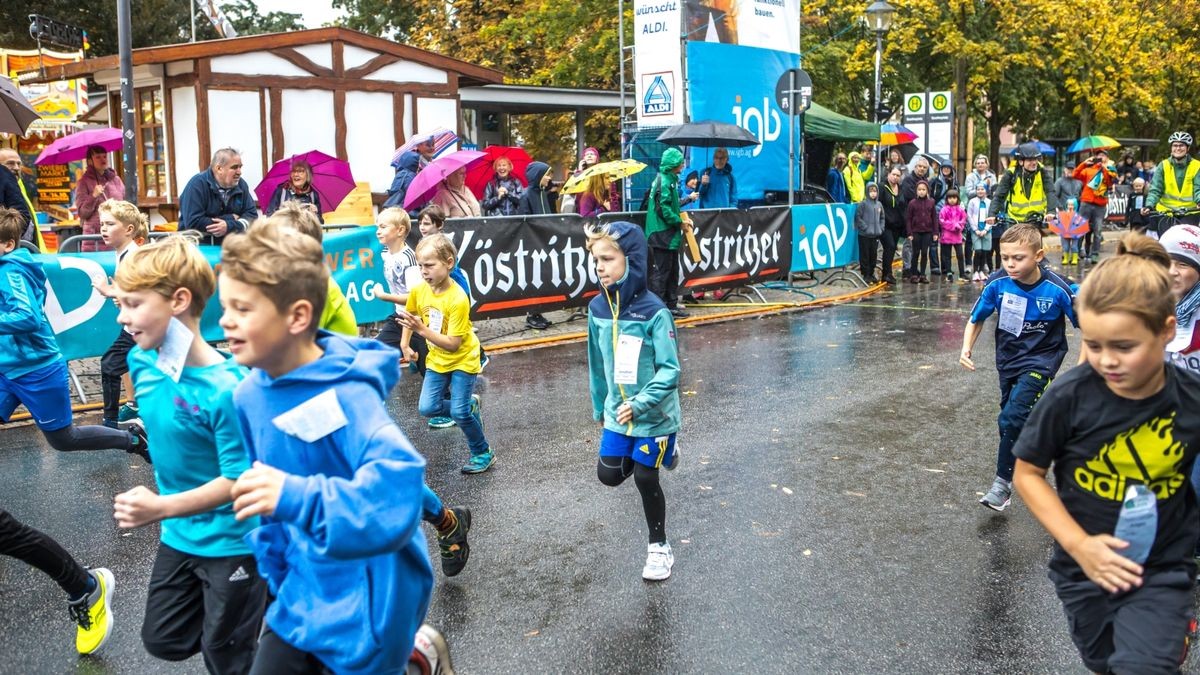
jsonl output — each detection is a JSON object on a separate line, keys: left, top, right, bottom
{"left": 250, "top": 626, "right": 424, "bottom": 675}
{"left": 376, "top": 317, "right": 429, "bottom": 375}
{"left": 597, "top": 457, "right": 667, "bottom": 544}
{"left": 911, "top": 233, "right": 934, "bottom": 276}
{"left": 0, "top": 508, "right": 91, "bottom": 598}
{"left": 972, "top": 250, "right": 990, "bottom": 272}
{"left": 100, "top": 330, "right": 137, "bottom": 421}
{"left": 42, "top": 424, "right": 132, "bottom": 453}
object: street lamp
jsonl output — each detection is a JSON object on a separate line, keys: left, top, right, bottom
{"left": 865, "top": 0, "right": 896, "bottom": 124}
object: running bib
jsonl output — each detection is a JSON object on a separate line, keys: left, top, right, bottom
{"left": 426, "top": 308, "right": 444, "bottom": 335}
{"left": 156, "top": 318, "right": 193, "bottom": 383}
{"left": 271, "top": 389, "right": 348, "bottom": 442}
{"left": 614, "top": 334, "right": 643, "bottom": 385}
{"left": 998, "top": 292, "right": 1027, "bottom": 337}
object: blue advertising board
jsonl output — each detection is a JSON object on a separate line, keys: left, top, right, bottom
{"left": 790, "top": 203, "right": 858, "bottom": 272}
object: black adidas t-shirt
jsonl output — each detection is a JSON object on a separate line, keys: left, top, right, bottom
{"left": 1014, "top": 363, "right": 1200, "bottom": 571}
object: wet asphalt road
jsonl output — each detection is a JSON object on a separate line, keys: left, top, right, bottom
{"left": 2, "top": 275, "right": 1198, "bottom": 674}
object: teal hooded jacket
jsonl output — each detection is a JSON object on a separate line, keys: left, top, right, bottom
{"left": 587, "top": 221, "right": 682, "bottom": 438}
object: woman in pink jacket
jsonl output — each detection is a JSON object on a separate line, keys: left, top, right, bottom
{"left": 74, "top": 146, "right": 125, "bottom": 251}
{"left": 938, "top": 189, "right": 967, "bottom": 281}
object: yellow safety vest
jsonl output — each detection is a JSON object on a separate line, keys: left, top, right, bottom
{"left": 15, "top": 176, "right": 47, "bottom": 253}
{"left": 1006, "top": 168, "right": 1046, "bottom": 221}
{"left": 1156, "top": 158, "right": 1200, "bottom": 212}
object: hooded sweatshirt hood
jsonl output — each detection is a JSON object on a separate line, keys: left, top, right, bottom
{"left": 0, "top": 248, "right": 61, "bottom": 378}
{"left": 590, "top": 221, "right": 649, "bottom": 315}
{"left": 391, "top": 150, "right": 422, "bottom": 172}
{"left": 660, "top": 148, "right": 685, "bottom": 173}
{"left": 525, "top": 161, "right": 550, "bottom": 189}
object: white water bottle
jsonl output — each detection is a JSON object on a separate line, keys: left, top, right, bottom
{"left": 1113, "top": 484, "right": 1157, "bottom": 564}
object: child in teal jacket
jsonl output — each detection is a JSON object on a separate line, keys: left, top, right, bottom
{"left": 586, "top": 220, "right": 682, "bottom": 581}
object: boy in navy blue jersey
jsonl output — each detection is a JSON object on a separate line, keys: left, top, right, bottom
{"left": 110, "top": 236, "right": 266, "bottom": 672}
{"left": 222, "top": 220, "right": 450, "bottom": 674}
{"left": 960, "top": 223, "right": 1077, "bottom": 511}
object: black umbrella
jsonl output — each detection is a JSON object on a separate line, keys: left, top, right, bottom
{"left": 0, "top": 78, "right": 39, "bottom": 136}
{"left": 655, "top": 120, "right": 760, "bottom": 148}
{"left": 893, "top": 142, "right": 919, "bottom": 163}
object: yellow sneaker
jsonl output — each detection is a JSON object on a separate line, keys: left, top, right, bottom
{"left": 69, "top": 568, "right": 115, "bottom": 655}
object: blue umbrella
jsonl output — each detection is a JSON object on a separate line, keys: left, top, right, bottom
{"left": 1010, "top": 140, "right": 1056, "bottom": 156}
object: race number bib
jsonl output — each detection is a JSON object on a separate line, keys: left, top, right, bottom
{"left": 426, "top": 308, "right": 444, "bottom": 335}
{"left": 614, "top": 334, "right": 643, "bottom": 385}
{"left": 998, "top": 292, "right": 1027, "bottom": 337}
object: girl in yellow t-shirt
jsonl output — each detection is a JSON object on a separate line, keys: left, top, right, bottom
{"left": 398, "top": 234, "right": 493, "bottom": 474}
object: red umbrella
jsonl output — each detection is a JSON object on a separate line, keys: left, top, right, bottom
{"left": 35, "top": 127, "right": 124, "bottom": 165}
{"left": 404, "top": 150, "right": 489, "bottom": 211}
{"left": 254, "top": 150, "right": 356, "bottom": 214}
{"left": 465, "top": 146, "right": 532, "bottom": 198}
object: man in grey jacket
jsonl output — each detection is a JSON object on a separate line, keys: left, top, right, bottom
{"left": 1053, "top": 160, "right": 1083, "bottom": 208}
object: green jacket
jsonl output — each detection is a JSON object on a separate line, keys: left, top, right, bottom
{"left": 587, "top": 221, "right": 681, "bottom": 438}
{"left": 1146, "top": 156, "right": 1200, "bottom": 210}
{"left": 645, "top": 148, "right": 685, "bottom": 250}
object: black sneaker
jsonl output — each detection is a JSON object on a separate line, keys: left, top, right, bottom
{"left": 126, "top": 423, "right": 151, "bottom": 464}
{"left": 669, "top": 307, "right": 690, "bottom": 318}
{"left": 525, "top": 313, "right": 552, "bottom": 330}
{"left": 437, "top": 507, "right": 471, "bottom": 577}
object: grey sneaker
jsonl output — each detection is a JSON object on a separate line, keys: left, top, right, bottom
{"left": 979, "top": 477, "right": 1013, "bottom": 512}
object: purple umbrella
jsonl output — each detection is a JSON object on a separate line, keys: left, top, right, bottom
{"left": 403, "top": 150, "right": 488, "bottom": 211}
{"left": 255, "top": 150, "right": 356, "bottom": 214}
{"left": 35, "top": 127, "right": 124, "bottom": 165}
{"left": 391, "top": 127, "right": 459, "bottom": 166}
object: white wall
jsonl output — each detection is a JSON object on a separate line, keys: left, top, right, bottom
{"left": 208, "top": 90, "right": 266, "bottom": 190}
{"left": 293, "top": 44, "right": 332, "bottom": 69}
{"left": 366, "top": 61, "right": 447, "bottom": 84}
{"left": 280, "top": 89, "right": 336, "bottom": 159}
{"left": 403, "top": 94, "right": 414, "bottom": 140}
{"left": 416, "top": 97, "right": 458, "bottom": 136}
{"left": 342, "top": 44, "right": 379, "bottom": 71}
{"left": 345, "top": 91, "right": 397, "bottom": 193}
{"left": 210, "top": 53, "right": 311, "bottom": 78}
{"left": 170, "top": 87, "right": 199, "bottom": 197}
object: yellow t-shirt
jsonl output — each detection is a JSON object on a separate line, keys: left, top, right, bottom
{"left": 406, "top": 281, "right": 480, "bottom": 374}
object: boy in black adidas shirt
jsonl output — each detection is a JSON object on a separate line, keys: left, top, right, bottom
{"left": 1013, "top": 235, "right": 1200, "bottom": 674}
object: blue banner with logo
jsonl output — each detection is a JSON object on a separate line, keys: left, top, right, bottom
{"left": 39, "top": 227, "right": 392, "bottom": 362}
{"left": 685, "top": 41, "right": 799, "bottom": 204}
{"left": 790, "top": 203, "right": 858, "bottom": 272}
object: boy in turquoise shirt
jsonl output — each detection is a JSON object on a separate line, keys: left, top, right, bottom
{"left": 111, "top": 236, "right": 265, "bottom": 672}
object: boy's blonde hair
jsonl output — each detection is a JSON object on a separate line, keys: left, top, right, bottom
{"left": 220, "top": 218, "right": 328, "bottom": 330}
{"left": 1078, "top": 233, "right": 1174, "bottom": 334}
{"left": 378, "top": 207, "right": 411, "bottom": 239}
{"left": 0, "top": 208, "right": 24, "bottom": 245}
{"left": 999, "top": 223, "right": 1043, "bottom": 251}
{"left": 263, "top": 201, "right": 323, "bottom": 243}
{"left": 114, "top": 235, "right": 214, "bottom": 317}
{"left": 414, "top": 232, "right": 457, "bottom": 265}
{"left": 584, "top": 221, "right": 620, "bottom": 253}
{"left": 98, "top": 199, "right": 149, "bottom": 240}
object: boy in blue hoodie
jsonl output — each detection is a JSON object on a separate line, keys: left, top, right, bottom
{"left": 110, "top": 235, "right": 267, "bottom": 672}
{"left": 0, "top": 208, "right": 121, "bottom": 655}
{"left": 222, "top": 220, "right": 447, "bottom": 674}
{"left": 586, "top": 220, "right": 683, "bottom": 581}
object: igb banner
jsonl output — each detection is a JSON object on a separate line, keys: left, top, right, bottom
{"left": 791, "top": 203, "right": 857, "bottom": 272}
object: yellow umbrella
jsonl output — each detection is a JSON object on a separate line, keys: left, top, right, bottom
{"left": 563, "top": 159, "right": 647, "bottom": 194}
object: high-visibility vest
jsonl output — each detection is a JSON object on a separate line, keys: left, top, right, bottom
{"left": 1006, "top": 168, "right": 1046, "bottom": 221}
{"left": 15, "top": 176, "right": 46, "bottom": 253}
{"left": 1156, "top": 158, "right": 1200, "bottom": 212}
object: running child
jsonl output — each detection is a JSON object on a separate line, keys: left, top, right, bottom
{"left": 92, "top": 199, "right": 147, "bottom": 427}
{"left": 967, "top": 184, "right": 992, "bottom": 281}
{"left": 399, "top": 234, "right": 495, "bottom": 474}
{"left": 1012, "top": 233, "right": 1200, "bottom": 674}
{"left": 375, "top": 207, "right": 428, "bottom": 373}
{"left": 262, "top": 201, "right": 357, "bottom": 335}
{"left": 960, "top": 223, "right": 1077, "bottom": 511}
{"left": 0, "top": 208, "right": 149, "bottom": 460}
{"left": 220, "top": 220, "right": 446, "bottom": 673}
{"left": 586, "top": 221, "right": 682, "bottom": 581}
{"left": 110, "top": 236, "right": 266, "bottom": 672}
{"left": 938, "top": 188, "right": 967, "bottom": 282}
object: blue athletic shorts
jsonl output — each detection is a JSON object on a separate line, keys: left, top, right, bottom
{"left": 599, "top": 428, "right": 677, "bottom": 469}
{"left": 0, "top": 360, "right": 73, "bottom": 432}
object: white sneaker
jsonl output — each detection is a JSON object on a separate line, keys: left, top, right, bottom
{"left": 642, "top": 542, "right": 674, "bottom": 581}
{"left": 411, "top": 624, "right": 455, "bottom": 675}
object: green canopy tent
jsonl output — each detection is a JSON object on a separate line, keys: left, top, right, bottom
{"left": 803, "top": 102, "right": 881, "bottom": 142}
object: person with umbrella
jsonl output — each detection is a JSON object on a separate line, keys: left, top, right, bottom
{"left": 1071, "top": 148, "right": 1116, "bottom": 263}
{"left": 481, "top": 156, "right": 523, "bottom": 217}
{"left": 1144, "top": 131, "right": 1200, "bottom": 230}
{"left": 430, "top": 167, "right": 481, "bottom": 218}
{"left": 698, "top": 147, "right": 736, "bottom": 209}
{"left": 384, "top": 150, "right": 423, "bottom": 211}
{"left": 179, "top": 148, "right": 259, "bottom": 244}
{"left": 989, "top": 142, "right": 1057, "bottom": 229}
{"left": 75, "top": 146, "right": 125, "bottom": 252}
{"left": 645, "top": 148, "right": 691, "bottom": 318}
{"left": 266, "top": 158, "right": 323, "bottom": 223}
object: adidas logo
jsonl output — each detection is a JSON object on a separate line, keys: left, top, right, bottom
{"left": 228, "top": 566, "right": 250, "bottom": 582}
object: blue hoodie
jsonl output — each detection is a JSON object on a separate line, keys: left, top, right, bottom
{"left": 0, "top": 248, "right": 61, "bottom": 378}
{"left": 587, "top": 221, "right": 682, "bottom": 437}
{"left": 234, "top": 333, "right": 433, "bottom": 675}
{"left": 383, "top": 151, "right": 422, "bottom": 209}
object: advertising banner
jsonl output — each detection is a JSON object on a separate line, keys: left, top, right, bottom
{"left": 686, "top": 41, "right": 799, "bottom": 203}
{"left": 684, "top": 0, "right": 799, "bottom": 53}
{"left": 790, "top": 203, "right": 858, "bottom": 272}
{"left": 902, "top": 90, "right": 953, "bottom": 158}
{"left": 41, "top": 227, "right": 392, "bottom": 361}
{"left": 634, "top": 0, "right": 685, "bottom": 126}
{"left": 680, "top": 206, "right": 790, "bottom": 291}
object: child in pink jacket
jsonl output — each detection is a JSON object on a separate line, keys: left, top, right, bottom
{"left": 938, "top": 189, "right": 967, "bottom": 281}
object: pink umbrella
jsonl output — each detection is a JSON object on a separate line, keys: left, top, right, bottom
{"left": 255, "top": 150, "right": 356, "bottom": 214}
{"left": 465, "top": 145, "right": 532, "bottom": 199}
{"left": 403, "top": 150, "right": 488, "bottom": 211}
{"left": 35, "top": 127, "right": 123, "bottom": 165}
{"left": 391, "top": 127, "right": 459, "bottom": 166}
